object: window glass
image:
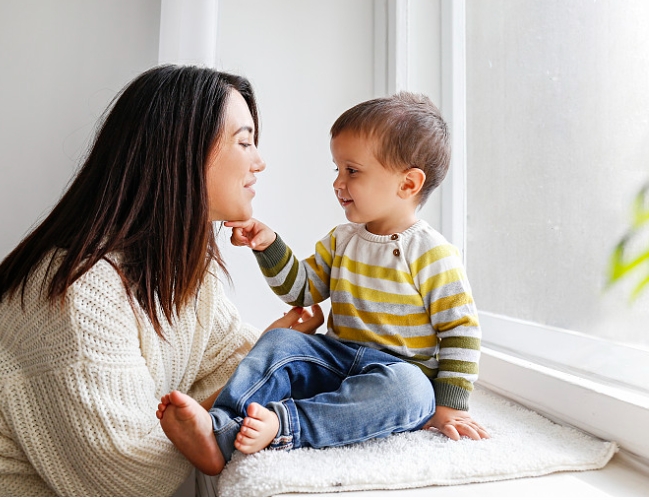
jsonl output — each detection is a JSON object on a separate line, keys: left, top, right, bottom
{"left": 466, "top": 0, "right": 649, "bottom": 349}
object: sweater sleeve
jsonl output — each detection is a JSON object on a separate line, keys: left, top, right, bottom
{"left": 253, "top": 231, "right": 335, "bottom": 307}
{"left": 414, "top": 241, "right": 482, "bottom": 411}
{"left": 1, "top": 261, "right": 196, "bottom": 496}
{"left": 188, "top": 264, "right": 261, "bottom": 405}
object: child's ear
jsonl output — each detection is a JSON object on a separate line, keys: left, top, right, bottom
{"left": 399, "top": 167, "right": 426, "bottom": 199}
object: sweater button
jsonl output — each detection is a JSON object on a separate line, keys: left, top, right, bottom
{"left": 391, "top": 234, "right": 399, "bottom": 240}
{"left": 393, "top": 249, "right": 400, "bottom": 257}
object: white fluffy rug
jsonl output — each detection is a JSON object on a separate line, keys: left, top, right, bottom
{"left": 197, "top": 387, "right": 617, "bottom": 497}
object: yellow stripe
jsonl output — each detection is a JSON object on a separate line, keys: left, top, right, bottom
{"left": 331, "top": 278, "right": 423, "bottom": 306}
{"left": 436, "top": 315, "right": 480, "bottom": 332}
{"left": 314, "top": 240, "right": 333, "bottom": 268}
{"left": 308, "top": 278, "right": 325, "bottom": 303}
{"left": 332, "top": 302, "right": 430, "bottom": 327}
{"left": 305, "top": 254, "right": 329, "bottom": 288}
{"left": 336, "top": 255, "right": 414, "bottom": 284}
{"left": 429, "top": 292, "right": 474, "bottom": 316}
{"left": 335, "top": 325, "right": 437, "bottom": 349}
{"left": 419, "top": 268, "right": 466, "bottom": 296}
{"left": 410, "top": 244, "right": 458, "bottom": 277}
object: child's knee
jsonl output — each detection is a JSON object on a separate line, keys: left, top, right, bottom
{"left": 390, "top": 363, "right": 435, "bottom": 409}
{"left": 253, "top": 328, "right": 312, "bottom": 356}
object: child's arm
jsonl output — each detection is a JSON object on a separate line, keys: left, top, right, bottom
{"left": 228, "top": 220, "right": 335, "bottom": 308}
{"left": 413, "top": 237, "right": 488, "bottom": 439}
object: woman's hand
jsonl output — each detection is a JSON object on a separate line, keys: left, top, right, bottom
{"left": 263, "top": 304, "right": 324, "bottom": 335}
{"left": 423, "top": 405, "right": 490, "bottom": 441}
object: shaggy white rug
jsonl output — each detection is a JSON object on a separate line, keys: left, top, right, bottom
{"left": 196, "top": 387, "right": 617, "bottom": 497}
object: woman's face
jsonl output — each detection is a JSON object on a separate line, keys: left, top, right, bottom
{"left": 205, "top": 90, "right": 265, "bottom": 222}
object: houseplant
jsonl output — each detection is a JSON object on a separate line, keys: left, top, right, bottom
{"left": 607, "top": 183, "right": 649, "bottom": 300}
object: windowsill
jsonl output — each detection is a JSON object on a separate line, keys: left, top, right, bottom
{"left": 176, "top": 349, "right": 649, "bottom": 497}
{"left": 478, "top": 346, "right": 649, "bottom": 463}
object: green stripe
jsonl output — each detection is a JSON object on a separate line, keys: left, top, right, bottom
{"left": 438, "top": 359, "right": 479, "bottom": 375}
{"left": 440, "top": 336, "right": 481, "bottom": 350}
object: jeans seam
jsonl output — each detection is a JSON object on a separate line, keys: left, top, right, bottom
{"left": 234, "top": 355, "right": 348, "bottom": 413}
{"left": 348, "top": 346, "right": 366, "bottom": 376}
{"left": 213, "top": 418, "right": 239, "bottom": 437}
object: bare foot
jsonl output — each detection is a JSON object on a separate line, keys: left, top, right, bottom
{"left": 234, "top": 402, "right": 280, "bottom": 454}
{"left": 157, "top": 390, "right": 225, "bottom": 475}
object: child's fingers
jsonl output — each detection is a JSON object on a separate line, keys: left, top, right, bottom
{"left": 224, "top": 219, "right": 254, "bottom": 229}
{"left": 230, "top": 227, "right": 251, "bottom": 247}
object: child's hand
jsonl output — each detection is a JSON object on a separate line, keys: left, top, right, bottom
{"left": 423, "top": 405, "right": 490, "bottom": 441}
{"left": 225, "top": 218, "right": 276, "bottom": 251}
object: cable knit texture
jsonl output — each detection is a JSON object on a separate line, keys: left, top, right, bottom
{"left": 0, "top": 255, "right": 260, "bottom": 496}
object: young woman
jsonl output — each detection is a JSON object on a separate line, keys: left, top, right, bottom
{"left": 0, "top": 65, "right": 321, "bottom": 496}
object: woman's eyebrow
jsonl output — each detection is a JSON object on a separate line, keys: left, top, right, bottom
{"left": 234, "top": 126, "right": 254, "bottom": 135}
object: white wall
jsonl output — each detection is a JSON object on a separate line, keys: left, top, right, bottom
{"left": 214, "top": 0, "right": 375, "bottom": 330}
{"left": 0, "top": 0, "right": 161, "bottom": 259}
{"left": 215, "top": 0, "right": 444, "bottom": 331}
{"left": 1, "top": 0, "right": 444, "bottom": 334}
{"left": 0, "top": 1, "right": 442, "bottom": 495}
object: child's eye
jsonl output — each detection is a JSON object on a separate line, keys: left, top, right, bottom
{"left": 347, "top": 167, "right": 358, "bottom": 175}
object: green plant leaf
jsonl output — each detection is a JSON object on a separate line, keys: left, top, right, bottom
{"left": 631, "top": 183, "right": 649, "bottom": 229}
{"left": 631, "top": 272, "right": 649, "bottom": 300}
{"left": 606, "top": 182, "right": 649, "bottom": 301}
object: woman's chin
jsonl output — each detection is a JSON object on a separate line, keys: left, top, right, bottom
{"left": 210, "top": 207, "right": 252, "bottom": 223}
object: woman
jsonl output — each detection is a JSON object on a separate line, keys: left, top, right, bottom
{"left": 0, "top": 65, "right": 321, "bottom": 496}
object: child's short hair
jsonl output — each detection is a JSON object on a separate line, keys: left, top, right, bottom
{"left": 330, "top": 92, "right": 450, "bottom": 205}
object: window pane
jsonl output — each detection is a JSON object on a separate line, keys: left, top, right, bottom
{"left": 466, "top": 0, "right": 649, "bottom": 349}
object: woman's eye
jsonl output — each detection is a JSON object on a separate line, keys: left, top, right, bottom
{"left": 240, "top": 142, "right": 252, "bottom": 149}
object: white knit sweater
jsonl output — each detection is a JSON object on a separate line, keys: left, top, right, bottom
{"left": 0, "top": 255, "right": 260, "bottom": 496}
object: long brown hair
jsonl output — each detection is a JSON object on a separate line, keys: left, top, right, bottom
{"left": 0, "top": 65, "right": 259, "bottom": 335}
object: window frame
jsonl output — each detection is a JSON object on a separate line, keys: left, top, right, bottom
{"left": 440, "top": 0, "right": 649, "bottom": 463}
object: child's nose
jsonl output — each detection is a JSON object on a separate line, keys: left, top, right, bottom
{"left": 333, "top": 172, "right": 343, "bottom": 190}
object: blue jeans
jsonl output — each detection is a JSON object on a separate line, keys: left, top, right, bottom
{"left": 208, "top": 328, "right": 436, "bottom": 462}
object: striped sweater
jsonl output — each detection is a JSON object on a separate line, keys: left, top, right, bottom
{"left": 254, "top": 220, "right": 481, "bottom": 411}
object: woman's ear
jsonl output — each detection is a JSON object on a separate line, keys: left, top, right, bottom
{"left": 398, "top": 168, "right": 426, "bottom": 199}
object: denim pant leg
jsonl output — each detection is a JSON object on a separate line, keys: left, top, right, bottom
{"left": 275, "top": 342, "right": 436, "bottom": 450}
{"left": 208, "top": 328, "right": 435, "bottom": 458}
{"left": 208, "top": 328, "right": 361, "bottom": 461}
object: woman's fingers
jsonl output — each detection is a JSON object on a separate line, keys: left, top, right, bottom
{"left": 292, "top": 304, "right": 324, "bottom": 334}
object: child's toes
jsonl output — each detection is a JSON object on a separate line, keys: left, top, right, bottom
{"left": 239, "top": 424, "right": 260, "bottom": 439}
{"left": 241, "top": 417, "right": 258, "bottom": 432}
{"left": 234, "top": 434, "right": 254, "bottom": 452}
{"left": 246, "top": 402, "right": 265, "bottom": 419}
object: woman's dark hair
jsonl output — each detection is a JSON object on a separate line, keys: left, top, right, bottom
{"left": 0, "top": 65, "right": 259, "bottom": 336}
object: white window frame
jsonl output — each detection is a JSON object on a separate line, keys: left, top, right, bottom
{"left": 439, "top": 0, "right": 649, "bottom": 463}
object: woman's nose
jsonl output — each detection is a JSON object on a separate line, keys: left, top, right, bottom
{"left": 253, "top": 151, "right": 266, "bottom": 173}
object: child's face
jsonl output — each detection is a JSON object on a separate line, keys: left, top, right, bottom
{"left": 205, "top": 90, "right": 266, "bottom": 222}
{"left": 330, "top": 131, "right": 418, "bottom": 235}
